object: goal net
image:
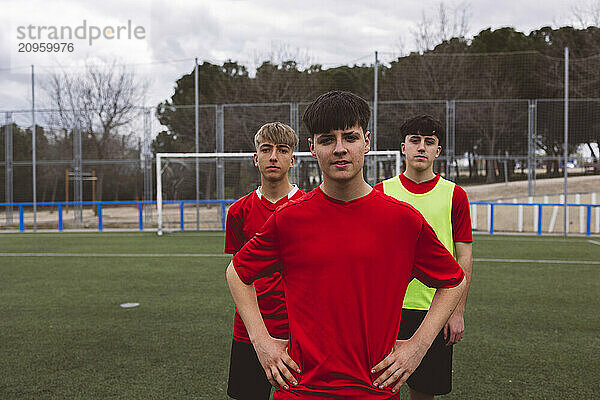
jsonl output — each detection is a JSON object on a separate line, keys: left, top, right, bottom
{"left": 156, "top": 151, "right": 401, "bottom": 234}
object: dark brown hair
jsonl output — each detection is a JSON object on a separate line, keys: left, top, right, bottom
{"left": 400, "top": 115, "right": 444, "bottom": 143}
{"left": 302, "top": 91, "right": 371, "bottom": 136}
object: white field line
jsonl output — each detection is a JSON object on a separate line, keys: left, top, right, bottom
{"left": 0, "top": 253, "right": 596, "bottom": 265}
{"left": 587, "top": 240, "right": 600, "bottom": 246}
{"left": 0, "top": 253, "right": 231, "bottom": 257}
{"left": 0, "top": 232, "right": 225, "bottom": 237}
{"left": 475, "top": 258, "right": 600, "bottom": 265}
{"left": 473, "top": 236, "right": 590, "bottom": 242}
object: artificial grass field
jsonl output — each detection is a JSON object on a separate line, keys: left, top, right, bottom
{"left": 0, "top": 232, "right": 598, "bottom": 399}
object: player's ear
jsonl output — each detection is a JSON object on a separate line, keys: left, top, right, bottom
{"left": 290, "top": 154, "right": 296, "bottom": 168}
{"left": 435, "top": 145, "right": 442, "bottom": 158}
{"left": 364, "top": 131, "right": 371, "bottom": 154}
{"left": 253, "top": 153, "right": 259, "bottom": 166}
{"left": 400, "top": 142, "right": 406, "bottom": 155}
{"left": 308, "top": 137, "right": 317, "bottom": 159}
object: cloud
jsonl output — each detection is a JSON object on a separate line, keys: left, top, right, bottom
{"left": 0, "top": 0, "right": 577, "bottom": 111}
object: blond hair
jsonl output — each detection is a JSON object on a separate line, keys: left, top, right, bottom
{"left": 254, "top": 122, "right": 298, "bottom": 150}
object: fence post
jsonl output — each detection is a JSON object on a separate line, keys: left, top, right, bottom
{"left": 586, "top": 205, "right": 592, "bottom": 236}
{"left": 216, "top": 105, "right": 225, "bottom": 205}
{"left": 290, "top": 102, "right": 301, "bottom": 185}
{"left": 98, "top": 204, "right": 103, "bottom": 231}
{"left": 530, "top": 196, "right": 537, "bottom": 232}
{"left": 19, "top": 205, "right": 24, "bottom": 232}
{"left": 180, "top": 201, "right": 185, "bottom": 231}
{"left": 5, "top": 112, "right": 13, "bottom": 224}
{"left": 537, "top": 204, "right": 543, "bottom": 235}
{"left": 143, "top": 107, "right": 153, "bottom": 225}
{"left": 549, "top": 195, "right": 561, "bottom": 233}
{"left": 489, "top": 203, "right": 494, "bottom": 234}
{"left": 445, "top": 101, "right": 455, "bottom": 179}
{"left": 527, "top": 100, "right": 537, "bottom": 196}
{"left": 290, "top": 102, "right": 299, "bottom": 136}
{"left": 563, "top": 47, "right": 569, "bottom": 238}
{"left": 221, "top": 201, "right": 227, "bottom": 231}
{"left": 58, "top": 204, "right": 63, "bottom": 231}
{"left": 73, "top": 121, "right": 83, "bottom": 225}
{"left": 373, "top": 51, "right": 378, "bottom": 151}
{"left": 594, "top": 193, "right": 600, "bottom": 233}
{"left": 576, "top": 194, "right": 584, "bottom": 233}
{"left": 195, "top": 59, "right": 200, "bottom": 232}
{"left": 138, "top": 203, "right": 143, "bottom": 231}
{"left": 514, "top": 198, "right": 523, "bottom": 232}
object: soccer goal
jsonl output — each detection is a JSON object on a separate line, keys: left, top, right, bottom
{"left": 156, "top": 151, "right": 401, "bottom": 234}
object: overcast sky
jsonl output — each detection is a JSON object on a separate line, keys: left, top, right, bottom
{"left": 0, "top": 0, "right": 583, "bottom": 113}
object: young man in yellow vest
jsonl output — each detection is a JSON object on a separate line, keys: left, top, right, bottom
{"left": 374, "top": 115, "right": 473, "bottom": 400}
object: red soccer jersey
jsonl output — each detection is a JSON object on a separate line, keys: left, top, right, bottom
{"left": 233, "top": 187, "right": 464, "bottom": 399}
{"left": 374, "top": 173, "right": 472, "bottom": 242}
{"left": 225, "top": 186, "right": 305, "bottom": 343}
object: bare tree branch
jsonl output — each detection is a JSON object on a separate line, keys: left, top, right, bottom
{"left": 570, "top": 0, "right": 600, "bottom": 28}
{"left": 45, "top": 60, "right": 148, "bottom": 201}
{"left": 412, "top": 1, "right": 472, "bottom": 53}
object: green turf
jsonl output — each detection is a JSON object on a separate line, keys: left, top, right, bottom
{"left": 0, "top": 233, "right": 599, "bottom": 399}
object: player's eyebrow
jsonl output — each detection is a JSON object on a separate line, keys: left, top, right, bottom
{"left": 316, "top": 132, "right": 334, "bottom": 139}
{"left": 408, "top": 134, "right": 436, "bottom": 139}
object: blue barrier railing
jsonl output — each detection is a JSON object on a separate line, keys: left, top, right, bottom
{"left": 2, "top": 200, "right": 599, "bottom": 235}
{"left": 470, "top": 201, "right": 600, "bottom": 236}
{"left": 0, "top": 200, "right": 236, "bottom": 232}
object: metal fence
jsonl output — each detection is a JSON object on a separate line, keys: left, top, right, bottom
{"left": 1, "top": 98, "right": 599, "bottom": 231}
{"left": 1, "top": 50, "right": 599, "bottom": 232}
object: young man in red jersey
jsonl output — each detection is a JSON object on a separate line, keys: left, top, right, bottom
{"left": 374, "top": 115, "right": 473, "bottom": 400}
{"left": 225, "top": 122, "right": 305, "bottom": 400}
{"left": 226, "top": 91, "right": 466, "bottom": 399}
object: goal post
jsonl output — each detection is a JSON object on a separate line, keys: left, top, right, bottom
{"left": 156, "top": 151, "right": 401, "bottom": 235}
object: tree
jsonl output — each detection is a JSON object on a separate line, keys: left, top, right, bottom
{"left": 45, "top": 61, "right": 146, "bottom": 202}
{"left": 155, "top": 61, "right": 252, "bottom": 199}
{"left": 528, "top": 26, "right": 600, "bottom": 168}
{"left": 411, "top": 1, "right": 471, "bottom": 53}
{"left": 0, "top": 124, "right": 52, "bottom": 202}
{"left": 569, "top": 0, "right": 600, "bottom": 29}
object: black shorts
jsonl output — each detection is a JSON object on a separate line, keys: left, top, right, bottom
{"left": 227, "top": 339, "right": 272, "bottom": 400}
{"left": 397, "top": 309, "right": 453, "bottom": 395}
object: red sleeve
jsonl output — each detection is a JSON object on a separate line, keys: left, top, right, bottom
{"left": 224, "top": 210, "right": 245, "bottom": 254}
{"left": 413, "top": 219, "right": 465, "bottom": 288}
{"left": 451, "top": 185, "right": 472, "bottom": 242}
{"left": 232, "top": 213, "right": 282, "bottom": 285}
{"left": 373, "top": 182, "right": 384, "bottom": 192}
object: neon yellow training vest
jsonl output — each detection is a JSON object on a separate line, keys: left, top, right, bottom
{"left": 383, "top": 175, "right": 455, "bottom": 310}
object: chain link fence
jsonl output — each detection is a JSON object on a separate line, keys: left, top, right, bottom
{"left": 1, "top": 51, "right": 599, "bottom": 231}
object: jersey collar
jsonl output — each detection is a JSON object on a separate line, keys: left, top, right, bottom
{"left": 256, "top": 184, "right": 299, "bottom": 200}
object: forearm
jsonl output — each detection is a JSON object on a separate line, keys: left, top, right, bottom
{"left": 412, "top": 277, "right": 466, "bottom": 347}
{"left": 225, "top": 261, "right": 270, "bottom": 343}
{"left": 455, "top": 257, "right": 471, "bottom": 313}
{"left": 454, "top": 243, "right": 473, "bottom": 314}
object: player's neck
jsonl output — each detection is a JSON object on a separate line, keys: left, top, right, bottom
{"left": 320, "top": 175, "right": 372, "bottom": 202}
{"left": 403, "top": 167, "right": 436, "bottom": 184}
{"left": 259, "top": 178, "right": 293, "bottom": 203}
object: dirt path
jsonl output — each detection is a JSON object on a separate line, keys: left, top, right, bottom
{"left": 464, "top": 175, "right": 599, "bottom": 201}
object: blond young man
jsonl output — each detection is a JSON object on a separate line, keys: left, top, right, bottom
{"left": 225, "top": 122, "right": 305, "bottom": 400}
{"left": 226, "top": 92, "right": 466, "bottom": 399}
{"left": 375, "top": 115, "right": 473, "bottom": 400}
